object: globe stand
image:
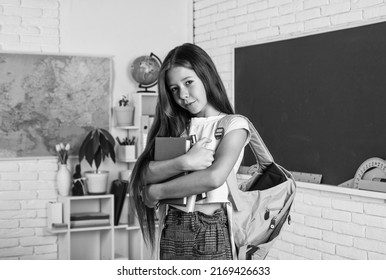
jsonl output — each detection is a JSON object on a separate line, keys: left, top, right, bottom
{"left": 137, "top": 81, "right": 157, "bottom": 93}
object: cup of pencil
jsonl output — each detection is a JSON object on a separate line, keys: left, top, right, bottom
{"left": 116, "top": 136, "right": 136, "bottom": 161}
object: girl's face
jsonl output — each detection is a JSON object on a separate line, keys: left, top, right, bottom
{"left": 166, "top": 66, "right": 218, "bottom": 117}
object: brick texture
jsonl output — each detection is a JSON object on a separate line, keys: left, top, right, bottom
{"left": 0, "top": 159, "right": 60, "bottom": 259}
{"left": 2, "top": 0, "right": 386, "bottom": 260}
{"left": 0, "top": 0, "right": 59, "bottom": 51}
{"left": 0, "top": 0, "right": 61, "bottom": 260}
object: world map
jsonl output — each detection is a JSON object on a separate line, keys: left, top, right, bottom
{"left": 0, "top": 53, "right": 111, "bottom": 158}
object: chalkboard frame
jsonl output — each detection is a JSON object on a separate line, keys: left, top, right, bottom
{"left": 233, "top": 21, "right": 386, "bottom": 186}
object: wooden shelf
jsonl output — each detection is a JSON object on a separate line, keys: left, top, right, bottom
{"left": 70, "top": 226, "right": 112, "bottom": 232}
{"left": 47, "top": 227, "right": 68, "bottom": 234}
{"left": 115, "top": 224, "right": 129, "bottom": 230}
{"left": 116, "top": 125, "right": 139, "bottom": 130}
{"left": 127, "top": 225, "right": 141, "bottom": 230}
{"left": 140, "top": 92, "right": 158, "bottom": 97}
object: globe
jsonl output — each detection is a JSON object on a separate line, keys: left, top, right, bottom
{"left": 130, "top": 53, "right": 162, "bottom": 92}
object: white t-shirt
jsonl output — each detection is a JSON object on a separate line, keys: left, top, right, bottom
{"left": 184, "top": 114, "right": 251, "bottom": 204}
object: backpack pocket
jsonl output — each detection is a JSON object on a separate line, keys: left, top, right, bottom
{"left": 232, "top": 178, "right": 293, "bottom": 251}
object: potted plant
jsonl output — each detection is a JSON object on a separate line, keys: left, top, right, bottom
{"left": 78, "top": 128, "right": 116, "bottom": 194}
{"left": 114, "top": 95, "right": 135, "bottom": 126}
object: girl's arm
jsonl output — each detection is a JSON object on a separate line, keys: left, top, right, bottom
{"left": 145, "top": 137, "right": 215, "bottom": 184}
{"left": 143, "top": 128, "right": 248, "bottom": 206}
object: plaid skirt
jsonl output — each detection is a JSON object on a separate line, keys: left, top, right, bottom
{"left": 160, "top": 207, "right": 232, "bottom": 260}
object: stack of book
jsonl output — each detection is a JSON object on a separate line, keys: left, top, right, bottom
{"left": 70, "top": 212, "right": 110, "bottom": 228}
{"left": 154, "top": 136, "right": 206, "bottom": 212}
{"left": 154, "top": 137, "right": 192, "bottom": 207}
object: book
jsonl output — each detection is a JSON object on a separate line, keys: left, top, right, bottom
{"left": 155, "top": 136, "right": 205, "bottom": 212}
{"left": 155, "top": 137, "right": 191, "bottom": 207}
{"left": 110, "top": 179, "right": 129, "bottom": 226}
{"left": 70, "top": 219, "right": 110, "bottom": 228}
{"left": 70, "top": 212, "right": 110, "bottom": 221}
{"left": 70, "top": 212, "right": 110, "bottom": 228}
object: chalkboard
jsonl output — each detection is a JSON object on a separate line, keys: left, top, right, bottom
{"left": 234, "top": 21, "right": 386, "bottom": 186}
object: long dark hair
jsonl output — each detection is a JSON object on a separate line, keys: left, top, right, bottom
{"left": 130, "top": 43, "right": 234, "bottom": 249}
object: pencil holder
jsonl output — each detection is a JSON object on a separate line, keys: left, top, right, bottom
{"left": 117, "top": 145, "right": 136, "bottom": 161}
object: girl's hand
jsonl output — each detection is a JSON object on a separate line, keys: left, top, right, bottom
{"left": 143, "top": 184, "right": 159, "bottom": 208}
{"left": 183, "top": 137, "right": 214, "bottom": 171}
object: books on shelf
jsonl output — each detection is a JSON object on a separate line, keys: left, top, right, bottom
{"left": 71, "top": 219, "right": 110, "bottom": 227}
{"left": 154, "top": 136, "right": 204, "bottom": 212}
{"left": 71, "top": 212, "right": 110, "bottom": 220}
{"left": 70, "top": 212, "right": 110, "bottom": 228}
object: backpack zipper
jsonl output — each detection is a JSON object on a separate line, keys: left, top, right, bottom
{"left": 264, "top": 207, "right": 282, "bottom": 220}
{"left": 270, "top": 216, "right": 277, "bottom": 229}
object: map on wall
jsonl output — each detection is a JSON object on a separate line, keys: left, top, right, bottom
{"left": 0, "top": 53, "right": 112, "bottom": 158}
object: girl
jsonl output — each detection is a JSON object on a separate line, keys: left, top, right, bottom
{"left": 130, "top": 43, "right": 250, "bottom": 260}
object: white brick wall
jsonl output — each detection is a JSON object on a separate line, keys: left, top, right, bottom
{"left": 0, "top": 0, "right": 60, "bottom": 260}
{"left": 266, "top": 184, "right": 386, "bottom": 259}
{"left": 0, "top": 0, "right": 60, "bottom": 52}
{"left": 0, "top": 158, "right": 61, "bottom": 259}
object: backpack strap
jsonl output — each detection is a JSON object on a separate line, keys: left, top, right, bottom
{"left": 216, "top": 114, "right": 274, "bottom": 171}
{"left": 216, "top": 114, "right": 274, "bottom": 211}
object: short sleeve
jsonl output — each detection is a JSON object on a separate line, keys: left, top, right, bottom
{"left": 223, "top": 116, "right": 251, "bottom": 147}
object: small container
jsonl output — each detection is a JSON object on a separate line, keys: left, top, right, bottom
{"left": 117, "top": 145, "right": 136, "bottom": 161}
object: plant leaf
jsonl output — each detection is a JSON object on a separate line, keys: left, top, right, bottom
{"left": 107, "top": 141, "right": 116, "bottom": 163}
{"left": 94, "top": 147, "right": 102, "bottom": 171}
{"left": 92, "top": 130, "right": 100, "bottom": 155}
{"left": 99, "top": 133, "right": 110, "bottom": 155}
{"left": 100, "top": 139, "right": 106, "bottom": 162}
{"left": 85, "top": 139, "right": 95, "bottom": 167}
{"left": 78, "top": 130, "right": 93, "bottom": 161}
{"left": 100, "top": 128, "right": 115, "bottom": 147}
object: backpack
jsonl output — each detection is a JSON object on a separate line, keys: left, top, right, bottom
{"left": 216, "top": 114, "right": 296, "bottom": 260}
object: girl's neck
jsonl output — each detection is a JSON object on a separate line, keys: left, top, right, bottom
{"left": 194, "top": 105, "right": 222, "bottom": 118}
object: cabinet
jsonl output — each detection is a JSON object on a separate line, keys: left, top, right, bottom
{"left": 48, "top": 194, "right": 154, "bottom": 260}
{"left": 49, "top": 195, "right": 113, "bottom": 260}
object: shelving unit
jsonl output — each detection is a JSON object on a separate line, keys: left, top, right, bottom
{"left": 49, "top": 195, "right": 114, "bottom": 260}
{"left": 114, "top": 92, "right": 157, "bottom": 256}
{"left": 51, "top": 92, "right": 157, "bottom": 260}
{"left": 51, "top": 92, "right": 159, "bottom": 260}
{"left": 115, "top": 92, "right": 158, "bottom": 163}
{"left": 48, "top": 194, "right": 153, "bottom": 260}
{"left": 48, "top": 93, "right": 165, "bottom": 259}
{"left": 114, "top": 194, "right": 147, "bottom": 260}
